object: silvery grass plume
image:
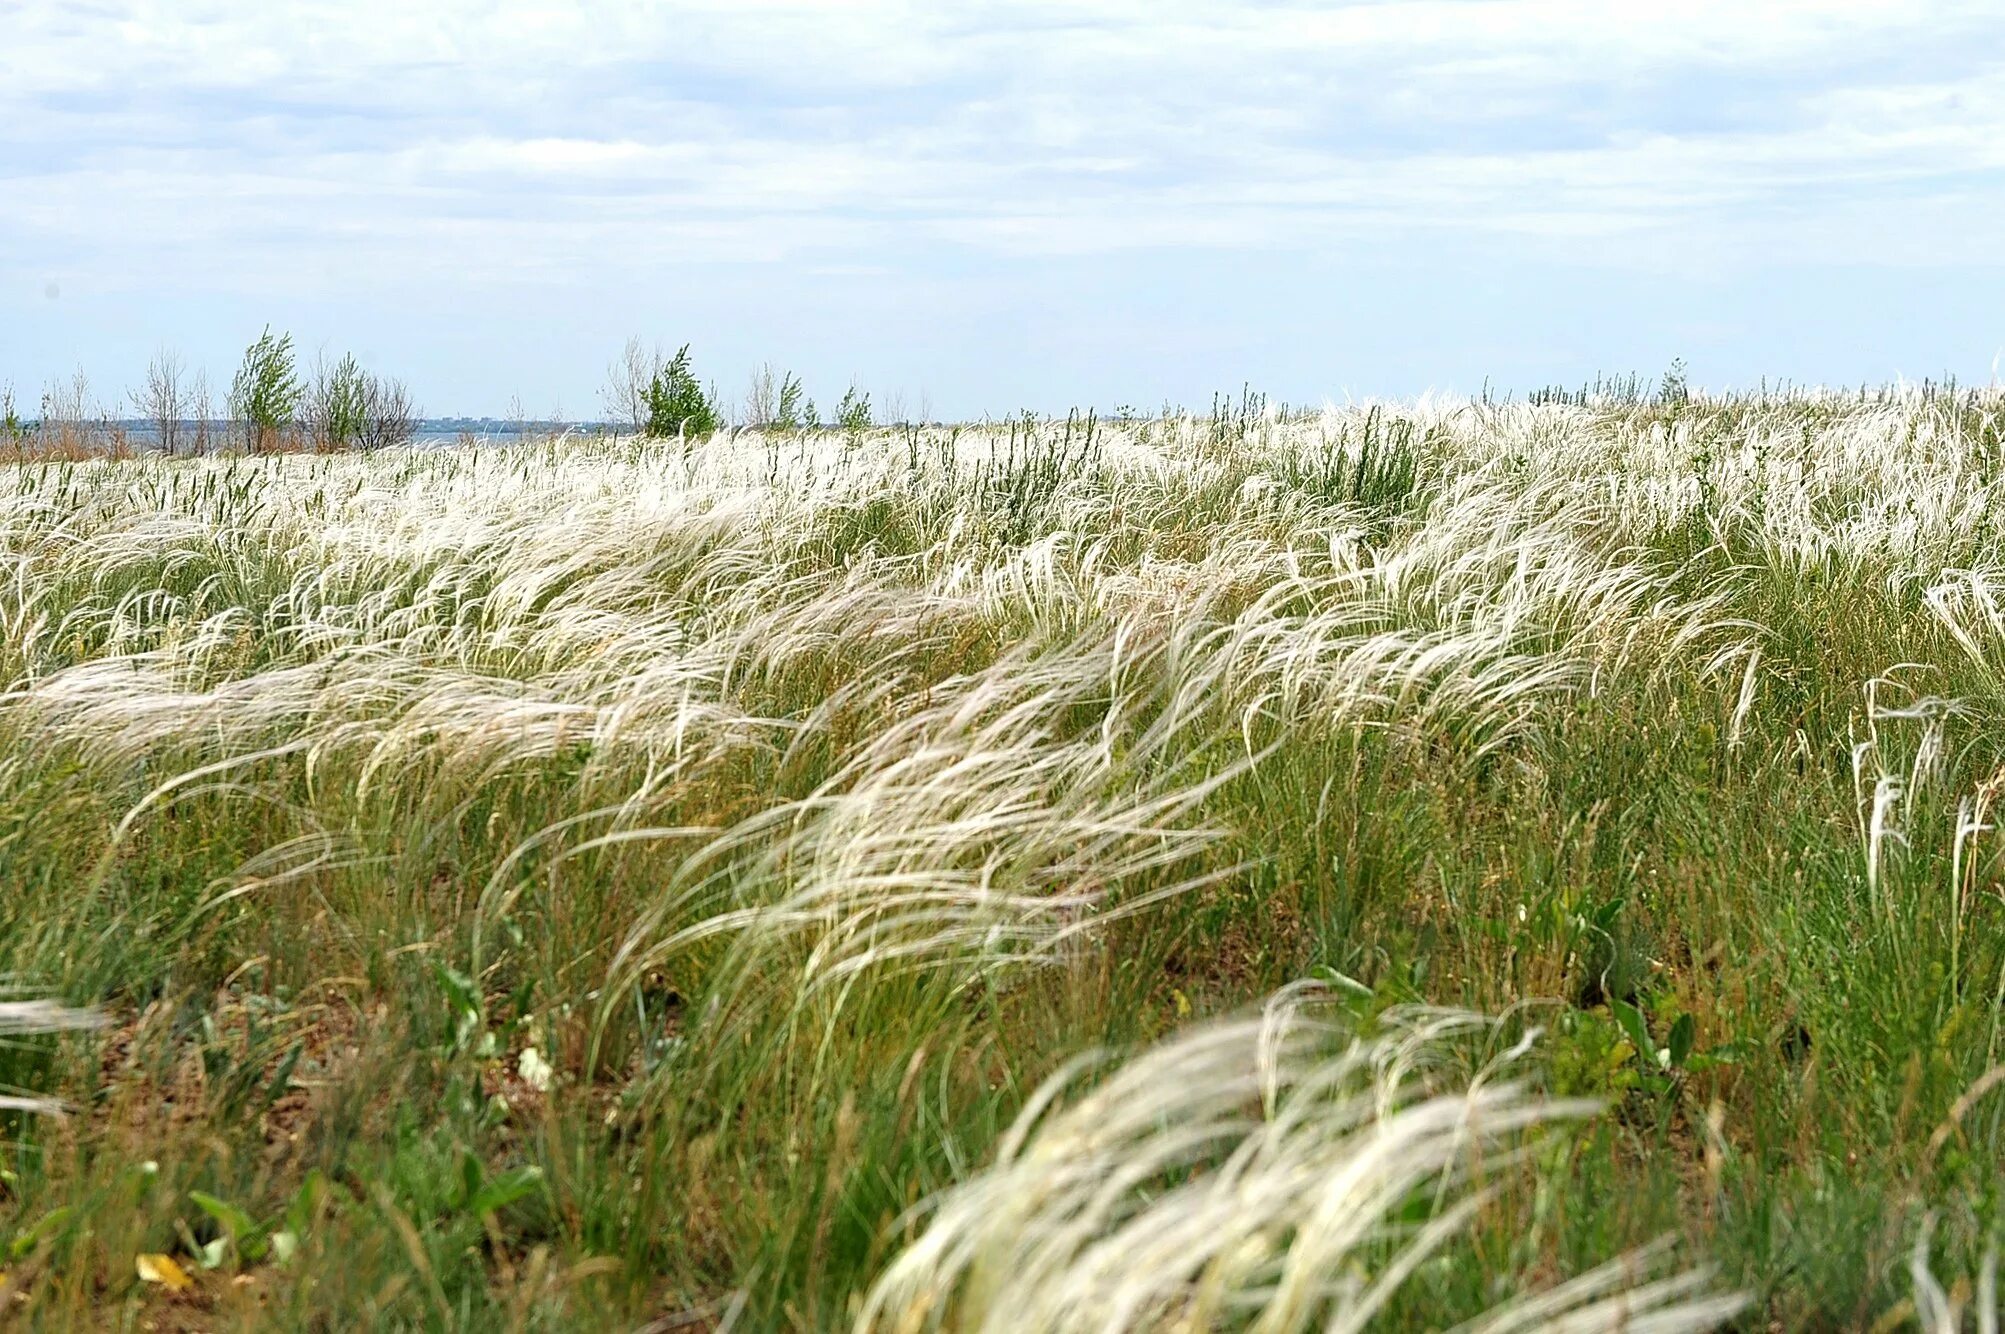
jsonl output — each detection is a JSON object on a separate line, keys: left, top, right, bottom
{"left": 0, "top": 997, "right": 104, "bottom": 1114}
{"left": 1910, "top": 1217, "right": 1998, "bottom": 1334}
{"left": 600, "top": 626, "right": 1255, "bottom": 1072}
{"left": 858, "top": 984, "right": 1745, "bottom": 1334}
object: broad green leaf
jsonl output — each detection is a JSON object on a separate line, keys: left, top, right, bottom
{"left": 468, "top": 1165, "right": 544, "bottom": 1218}
{"left": 9, "top": 1206, "right": 73, "bottom": 1260}
{"left": 1611, "top": 1000, "right": 1653, "bottom": 1071}
{"left": 1667, "top": 1013, "right": 1697, "bottom": 1070}
{"left": 189, "top": 1191, "right": 259, "bottom": 1240}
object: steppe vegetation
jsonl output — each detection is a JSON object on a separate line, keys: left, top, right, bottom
{"left": 2, "top": 373, "right": 2005, "bottom": 1329}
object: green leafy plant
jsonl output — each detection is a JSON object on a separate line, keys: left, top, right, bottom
{"left": 776, "top": 371, "right": 807, "bottom": 432}
{"left": 6, "top": 1205, "right": 76, "bottom": 1261}
{"left": 1659, "top": 357, "right": 1691, "bottom": 406}
{"left": 434, "top": 960, "right": 495, "bottom": 1060}
{"left": 184, "top": 1172, "right": 327, "bottom": 1269}
{"left": 1548, "top": 1007, "right": 1645, "bottom": 1100}
{"left": 643, "top": 344, "right": 720, "bottom": 439}
{"left": 193, "top": 1002, "right": 305, "bottom": 1126}
{"left": 1553, "top": 996, "right": 1730, "bottom": 1107}
{"left": 746, "top": 363, "right": 809, "bottom": 431}
{"left": 835, "top": 384, "right": 872, "bottom": 434}
{"left": 308, "top": 352, "right": 370, "bottom": 450}
{"left": 228, "top": 326, "right": 303, "bottom": 452}
{"left": 1611, "top": 999, "right": 1678, "bottom": 1093}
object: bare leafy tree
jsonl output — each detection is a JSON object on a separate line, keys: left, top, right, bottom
{"left": 602, "top": 337, "right": 661, "bottom": 434}
{"left": 744, "top": 362, "right": 780, "bottom": 429}
{"left": 40, "top": 367, "right": 91, "bottom": 429}
{"left": 360, "top": 374, "right": 419, "bottom": 451}
{"left": 39, "top": 367, "right": 96, "bottom": 450}
{"left": 131, "top": 348, "right": 187, "bottom": 456}
{"left": 188, "top": 370, "right": 214, "bottom": 454}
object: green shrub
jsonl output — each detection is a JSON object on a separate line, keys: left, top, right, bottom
{"left": 309, "top": 353, "right": 369, "bottom": 450}
{"left": 643, "top": 345, "right": 719, "bottom": 439}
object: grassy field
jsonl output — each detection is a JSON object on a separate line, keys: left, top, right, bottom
{"left": 1, "top": 388, "right": 2003, "bottom": 1330}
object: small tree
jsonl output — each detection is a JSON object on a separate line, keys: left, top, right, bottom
{"left": 188, "top": 370, "right": 214, "bottom": 454}
{"left": 835, "top": 384, "right": 872, "bottom": 433}
{"left": 230, "top": 327, "right": 302, "bottom": 452}
{"left": 744, "top": 363, "right": 779, "bottom": 429}
{"left": 1658, "top": 357, "right": 1690, "bottom": 407}
{"left": 0, "top": 382, "right": 20, "bottom": 441}
{"left": 603, "top": 337, "right": 657, "bottom": 434}
{"left": 40, "top": 367, "right": 96, "bottom": 451}
{"left": 745, "top": 366, "right": 806, "bottom": 432}
{"left": 360, "top": 374, "right": 419, "bottom": 451}
{"left": 307, "top": 352, "right": 369, "bottom": 450}
{"left": 643, "top": 345, "right": 720, "bottom": 439}
{"left": 775, "top": 372, "right": 807, "bottom": 432}
{"left": 131, "top": 348, "right": 186, "bottom": 456}
{"left": 40, "top": 367, "right": 90, "bottom": 428}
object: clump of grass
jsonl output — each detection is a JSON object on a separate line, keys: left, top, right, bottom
{"left": 860, "top": 984, "right": 1743, "bottom": 1333}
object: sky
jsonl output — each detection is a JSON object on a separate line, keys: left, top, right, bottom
{"left": 2, "top": 0, "right": 2002, "bottom": 420}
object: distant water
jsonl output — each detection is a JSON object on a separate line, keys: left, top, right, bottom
{"left": 76, "top": 421, "right": 611, "bottom": 450}
{"left": 405, "top": 423, "right": 609, "bottom": 447}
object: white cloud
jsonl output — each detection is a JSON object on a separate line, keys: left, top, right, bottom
{"left": 2, "top": 0, "right": 2002, "bottom": 291}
